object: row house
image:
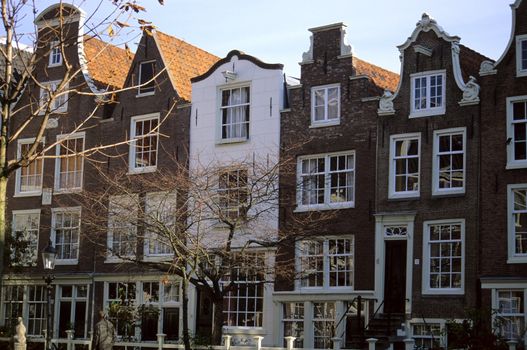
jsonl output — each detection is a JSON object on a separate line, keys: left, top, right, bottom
{"left": 479, "top": 0, "right": 527, "bottom": 347}
{"left": 277, "top": 23, "right": 398, "bottom": 349}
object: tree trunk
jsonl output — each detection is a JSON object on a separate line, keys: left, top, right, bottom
{"left": 0, "top": 176, "right": 7, "bottom": 277}
{"left": 181, "top": 277, "right": 191, "bottom": 350}
{"left": 211, "top": 297, "right": 224, "bottom": 345}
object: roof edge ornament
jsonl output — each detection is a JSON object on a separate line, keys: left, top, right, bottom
{"left": 339, "top": 27, "right": 353, "bottom": 58}
{"left": 397, "top": 13, "right": 460, "bottom": 52}
{"left": 451, "top": 43, "right": 480, "bottom": 106}
{"left": 301, "top": 35, "right": 314, "bottom": 64}
{"left": 377, "top": 90, "right": 395, "bottom": 116}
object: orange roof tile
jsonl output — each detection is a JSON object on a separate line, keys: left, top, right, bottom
{"left": 83, "top": 36, "right": 133, "bottom": 89}
{"left": 154, "top": 31, "right": 220, "bottom": 101}
{"left": 353, "top": 57, "right": 399, "bottom": 92}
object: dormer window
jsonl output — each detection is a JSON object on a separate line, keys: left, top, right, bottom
{"left": 311, "top": 84, "right": 340, "bottom": 126}
{"left": 48, "top": 41, "right": 62, "bottom": 67}
{"left": 410, "top": 71, "right": 445, "bottom": 117}
{"left": 138, "top": 60, "right": 156, "bottom": 96}
{"left": 516, "top": 35, "right": 527, "bottom": 77}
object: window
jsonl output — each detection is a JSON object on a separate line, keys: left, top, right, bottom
{"left": 105, "top": 280, "right": 181, "bottom": 340}
{"left": 412, "top": 323, "right": 442, "bottom": 349}
{"left": 11, "top": 210, "right": 40, "bottom": 266}
{"left": 107, "top": 194, "right": 138, "bottom": 259}
{"left": 27, "top": 286, "right": 46, "bottom": 337}
{"left": 15, "top": 139, "right": 44, "bottom": 196}
{"left": 48, "top": 40, "right": 62, "bottom": 67}
{"left": 55, "top": 134, "right": 84, "bottom": 191}
{"left": 129, "top": 114, "right": 159, "bottom": 172}
{"left": 57, "top": 285, "right": 88, "bottom": 338}
{"left": 297, "top": 151, "right": 355, "bottom": 210}
{"left": 507, "top": 184, "right": 527, "bottom": 263}
{"left": 410, "top": 71, "right": 445, "bottom": 117}
{"left": 51, "top": 208, "right": 81, "bottom": 263}
{"left": 1, "top": 285, "right": 48, "bottom": 337}
{"left": 496, "top": 289, "right": 525, "bottom": 341}
{"left": 298, "top": 237, "right": 354, "bottom": 289}
{"left": 423, "top": 220, "right": 464, "bottom": 294}
{"left": 432, "top": 128, "right": 466, "bottom": 195}
{"left": 2, "top": 285, "right": 24, "bottom": 335}
{"left": 506, "top": 97, "right": 527, "bottom": 168}
{"left": 220, "top": 86, "right": 250, "bottom": 141}
{"left": 283, "top": 303, "right": 304, "bottom": 348}
{"left": 389, "top": 133, "right": 420, "bottom": 198}
{"left": 311, "top": 84, "right": 340, "bottom": 125}
{"left": 40, "top": 80, "right": 68, "bottom": 113}
{"left": 313, "top": 302, "right": 335, "bottom": 349}
{"left": 222, "top": 252, "right": 265, "bottom": 327}
{"left": 144, "top": 192, "right": 177, "bottom": 257}
{"left": 138, "top": 60, "right": 156, "bottom": 95}
{"left": 218, "top": 169, "right": 248, "bottom": 220}
{"left": 516, "top": 35, "right": 527, "bottom": 77}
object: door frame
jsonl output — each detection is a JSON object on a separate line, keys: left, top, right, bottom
{"left": 374, "top": 214, "right": 415, "bottom": 316}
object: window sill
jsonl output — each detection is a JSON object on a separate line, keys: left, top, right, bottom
{"left": 55, "top": 259, "right": 78, "bottom": 266}
{"left": 127, "top": 166, "right": 157, "bottom": 175}
{"left": 431, "top": 189, "right": 465, "bottom": 197}
{"left": 216, "top": 137, "right": 249, "bottom": 145}
{"left": 104, "top": 256, "right": 135, "bottom": 264}
{"left": 388, "top": 192, "right": 420, "bottom": 200}
{"left": 13, "top": 191, "right": 42, "bottom": 198}
{"left": 223, "top": 326, "right": 266, "bottom": 334}
{"left": 297, "top": 287, "right": 354, "bottom": 293}
{"left": 136, "top": 91, "right": 155, "bottom": 98}
{"left": 506, "top": 162, "right": 527, "bottom": 170}
{"left": 309, "top": 120, "right": 340, "bottom": 128}
{"left": 507, "top": 256, "right": 527, "bottom": 264}
{"left": 409, "top": 109, "right": 445, "bottom": 118}
{"left": 48, "top": 63, "right": 62, "bottom": 68}
{"left": 516, "top": 69, "right": 527, "bottom": 78}
{"left": 294, "top": 202, "right": 354, "bottom": 213}
{"left": 421, "top": 289, "right": 464, "bottom": 296}
{"left": 143, "top": 254, "right": 173, "bottom": 262}
{"left": 54, "top": 187, "right": 83, "bottom": 194}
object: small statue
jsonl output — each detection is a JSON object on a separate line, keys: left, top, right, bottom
{"left": 15, "top": 317, "right": 26, "bottom": 345}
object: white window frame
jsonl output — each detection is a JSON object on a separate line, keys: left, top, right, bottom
{"left": 51, "top": 207, "right": 81, "bottom": 265}
{"left": 143, "top": 191, "right": 177, "bottom": 260}
{"left": 432, "top": 128, "right": 466, "bottom": 196}
{"left": 487, "top": 286, "right": 527, "bottom": 346}
{"left": 48, "top": 40, "right": 62, "bottom": 67}
{"left": 217, "top": 83, "right": 251, "bottom": 144}
{"left": 410, "top": 70, "right": 446, "bottom": 118}
{"left": 422, "top": 219, "right": 465, "bottom": 295}
{"left": 129, "top": 113, "right": 159, "bottom": 173}
{"left": 506, "top": 96, "right": 527, "bottom": 169}
{"left": 56, "top": 284, "right": 89, "bottom": 339}
{"left": 106, "top": 194, "right": 138, "bottom": 262}
{"left": 54, "top": 132, "right": 85, "bottom": 192}
{"left": 389, "top": 133, "right": 421, "bottom": 199}
{"left": 507, "top": 184, "right": 527, "bottom": 263}
{"left": 217, "top": 168, "right": 248, "bottom": 220}
{"left": 137, "top": 60, "right": 156, "bottom": 96}
{"left": 516, "top": 34, "right": 527, "bottom": 77}
{"left": 409, "top": 318, "right": 448, "bottom": 349}
{"left": 14, "top": 137, "right": 45, "bottom": 197}
{"left": 39, "top": 80, "right": 68, "bottom": 114}
{"left": 310, "top": 84, "right": 340, "bottom": 127}
{"left": 11, "top": 209, "right": 40, "bottom": 267}
{"left": 1, "top": 284, "right": 48, "bottom": 337}
{"left": 296, "top": 150, "right": 355, "bottom": 212}
{"left": 296, "top": 236, "right": 354, "bottom": 291}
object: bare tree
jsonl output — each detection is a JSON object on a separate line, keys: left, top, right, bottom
{"left": 0, "top": 0, "right": 165, "bottom": 277}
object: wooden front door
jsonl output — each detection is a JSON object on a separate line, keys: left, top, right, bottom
{"left": 195, "top": 288, "right": 213, "bottom": 339}
{"left": 383, "top": 240, "right": 407, "bottom": 314}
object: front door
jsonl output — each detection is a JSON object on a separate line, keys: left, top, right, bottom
{"left": 195, "top": 288, "right": 213, "bottom": 340}
{"left": 383, "top": 240, "right": 407, "bottom": 314}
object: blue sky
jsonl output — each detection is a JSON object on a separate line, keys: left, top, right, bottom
{"left": 11, "top": 0, "right": 512, "bottom": 78}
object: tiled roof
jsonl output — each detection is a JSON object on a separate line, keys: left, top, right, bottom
{"left": 353, "top": 57, "right": 399, "bottom": 92}
{"left": 83, "top": 36, "right": 133, "bottom": 89}
{"left": 154, "top": 30, "right": 220, "bottom": 101}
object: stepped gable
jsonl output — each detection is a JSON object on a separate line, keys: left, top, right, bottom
{"left": 353, "top": 56, "right": 399, "bottom": 92}
{"left": 83, "top": 35, "right": 133, "bottom": 89}
{"left": 154, "top": 30, "right": 220, "bottom": 101}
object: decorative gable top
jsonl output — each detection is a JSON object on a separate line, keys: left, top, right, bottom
{"left": 397, "top": 13, "right": 460, "bottom": 53}
{"left": 154, "top": 30, "right": 220, "bottom": 101}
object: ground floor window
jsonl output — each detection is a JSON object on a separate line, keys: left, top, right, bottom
{"left": 57, "top": 284, "right": 88, "bottom": 338}
{"left": 281, "top": 299, "right": 366, "bottom": 349}
{"left": 412, "top": 323, "right": 442, "bottom": 349}
{"left": 104, "top": 279, "right": 181, "bottom": 341}
{"left": 496, "top": 289, "right": 525, "bottom": 342}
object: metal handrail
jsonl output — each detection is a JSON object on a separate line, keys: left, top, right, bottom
{"left": 364, "top": 299, "right": 384, "bottom": 331}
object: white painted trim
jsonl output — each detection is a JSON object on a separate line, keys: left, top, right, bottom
{"left": 516, "top": 34, "right": 527, "bottom": 77}
{"left": 296, "top": 150, "right": 355, "bottom": 211}
{"left": 388, "top": 133, "right": 421, "bottom": 199}
{"left": 422, "top": 219, "right": 465, "bottom": 295}
{"left": 34, "top": 3, "right": 86, "bottom": 28}
{"left": 507, "top": 183, "right": 527, "bottom": 263}
{"left": 128, "top": 113, "right": 160, "bottom": 174}
{"left": 409, "top": 70, "right": 446, "bottom": 118}
{"left": 432, "top": 127, "right": 466, "bottom": 196}
{"left": 506, "top": 96, "right": 527, "bottom": 169}
{"left": 50, "top": 206, "right": 82, "bottom": 264}
{"left": 54, "top": 132, "right": 85, "bottom": 193}
{"left": 14, "top": 137, "right": 45, "bottom": 197}
{"left": 310, "top": 83, "right": 341, "bottom": 126}
{"left": 374, "top": 214, "right": 415, "bottom": 315}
